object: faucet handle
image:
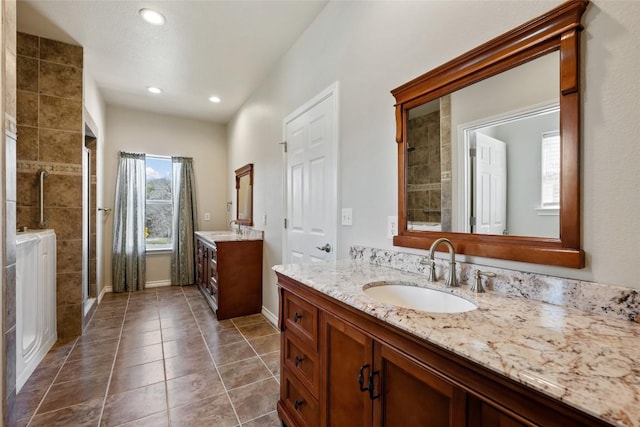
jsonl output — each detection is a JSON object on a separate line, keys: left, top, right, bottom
{"left": 472, "top": 270, "right": 496, "bottom": 293}
{"left": 420, "top": 258, "right": 436, "bottom": 282}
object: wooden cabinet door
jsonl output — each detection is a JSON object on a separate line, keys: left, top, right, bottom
{"left": 322, "top": 313, "right": 372, "bottom": 427}
{"left": 373, "top": 343, "right": 466, "bottom": 427}
{"left": 468, "top": 396, "right": 536, "bottom": 427}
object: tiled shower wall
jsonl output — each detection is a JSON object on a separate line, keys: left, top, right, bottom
{"left": 4, "top": 1, "right": 18, "bottom": 425}
{"left": 16, "top": 32, "right": 84, "bottom": 340}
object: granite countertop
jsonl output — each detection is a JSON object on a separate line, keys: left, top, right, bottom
{"left": 273, "top": 259, "right": 640, "bottom": 427}
{"left": 195, "top": 230, "right": 262, "bottom": 244}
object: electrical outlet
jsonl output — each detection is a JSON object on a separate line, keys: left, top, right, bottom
{"left": 341, "top": 208, "right": 353, "bottom": 226}
{"left": 204, "top": 212, "right": 211, "bottom": 221}
{"left": 387, "top": 216, "right": 398, "bottom": 239}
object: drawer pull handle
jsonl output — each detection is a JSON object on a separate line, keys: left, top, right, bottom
{"left": 294, "top": 355, "right": 303, "bottom": 367}
{"left": 358, "top": 364, "right": 370, "bottom": 392}
{"left": 293, "top": 312, "right": 303, "bottom": 322}
{"left": 294, "top": 399, "right": 304, "bottom": 410}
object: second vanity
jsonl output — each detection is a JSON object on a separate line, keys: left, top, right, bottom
{"left": 274, "top": 260, "right": 639, "bottom": 427}
{"left": 195, "top": 231, "right": 263, "bottom": 320}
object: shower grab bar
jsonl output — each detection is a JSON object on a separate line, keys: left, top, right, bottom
{"left": 37, "top": 169, "right": 48, "bottom": 228}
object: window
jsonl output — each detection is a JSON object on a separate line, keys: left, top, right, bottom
{"left": 538, "top": 131, "right": 560, "bottom": 214}
{"left": 146, "top": 156, "right": 172, "bottom": 250}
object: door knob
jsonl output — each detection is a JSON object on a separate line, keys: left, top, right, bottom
{"left": 316, "top": 243, "right": 332, "bottom": 253}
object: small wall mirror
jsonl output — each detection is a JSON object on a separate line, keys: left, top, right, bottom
{"left": 235, "top": 163, "right": 253, "bottom": 226}
{"left": 392, "top": 0, "right": 588, "bottom": 268}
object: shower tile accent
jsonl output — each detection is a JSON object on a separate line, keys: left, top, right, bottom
{"left": 350, "top": 245, "right": 640, "bottom": 323}
{"left": 16, "top": 32, "right": 84, "bottom": 341}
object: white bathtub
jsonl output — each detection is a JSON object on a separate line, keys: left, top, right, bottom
{"left": 16, "top": 229, "right": 57, "bottom": 393}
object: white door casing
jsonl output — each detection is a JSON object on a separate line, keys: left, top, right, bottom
{"left": 474, "top": 133, "right": 507, "bottom": 235}
{"left": 283, "top": 83, "right": 339, "bottom": 263}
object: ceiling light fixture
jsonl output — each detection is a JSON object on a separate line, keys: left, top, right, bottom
{"left": 147, "top": 86, "right": 163, "bottom": 94}
{"left": 209, "top": 96, "right": 221, "bottom": 103}
{"left": 139, "top": 8, "right": 166, "bottom": 26}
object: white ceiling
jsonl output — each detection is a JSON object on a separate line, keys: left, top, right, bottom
{"left": 17, "top": 1, "right": 328, "bottom": 123}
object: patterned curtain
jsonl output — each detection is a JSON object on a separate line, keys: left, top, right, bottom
{"left": 171, "top": 157, "right": 197, "bottom": 286}
{"left": 112, "top": 152, "right": 146, "bottom": 292}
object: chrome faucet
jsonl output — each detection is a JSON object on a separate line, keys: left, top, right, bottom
{"left": 423, "top": 238, "right": 458, "bottom": 287}
{"left": 229, "top": 220, "right": 238, "bottom": 234}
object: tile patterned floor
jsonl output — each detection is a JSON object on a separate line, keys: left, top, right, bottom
{"left": 16, "top": 286, "right": 281, "bottom": 426}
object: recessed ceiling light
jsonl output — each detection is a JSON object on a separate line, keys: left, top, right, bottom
{"left": 139, "top": 8, "right": 166, "bottom": 26}
{"left": 209, "top": 96, "right": 221, "bottom": 103}
{"left": 147, "top": 86, "right": 163, "bottom": 94}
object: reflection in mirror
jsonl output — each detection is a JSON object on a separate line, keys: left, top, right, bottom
{"left": 406, "top": 52, "right": 560, "bottom": 239}
{"left": 235, "top": 163, "right": 253, "bottom": 226}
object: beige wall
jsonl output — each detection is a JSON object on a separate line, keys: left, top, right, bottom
{"left": 103, "top": 105, "right": 227, "bottom": 288}
{"left": 227, "top": 1, "right": 640, "bottom": 318}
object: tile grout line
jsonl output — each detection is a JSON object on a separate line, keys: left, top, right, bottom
{"left": 233, "top": 320, "right": 280, "bottom": 385}
{"left": 182, "top": 287, "right": 244, "bottom": 426}
{"left": 23, "top": 335, "right": 80, "bottom": 426}
{"left": 96, "top": 292, "right": 131, "bottom": 426}
{"left": 159, "top": 288, "right": 173, "bottom": 427}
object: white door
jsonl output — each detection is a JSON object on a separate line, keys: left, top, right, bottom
{"left": 284, "top": 84, "right": 338, "bottom": 263}
{"left": 474, "top": 133, "right": 507, "bottom": 235}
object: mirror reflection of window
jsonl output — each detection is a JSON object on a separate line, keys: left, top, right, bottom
{"left": 540, "top": 131, "right": 560, "bottom": 211}
{"left": 238, "top": 176, "right": 251, "bottom": 220}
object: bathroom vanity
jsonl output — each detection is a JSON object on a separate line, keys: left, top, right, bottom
{"left": 195, "top": 231, "right": 263, "bottom": 320}
{"left": 274, "top": 260, "right": 637, "bottom": 427}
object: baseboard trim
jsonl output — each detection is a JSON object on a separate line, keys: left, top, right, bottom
{"left": 98, "top": 286, "right": 108, "bottom": 302}
{"left": 102, "top": 280, "right": 171, "bottom": 295}
{"left": 262, "top": 306, "right": 278, "bottom": 326}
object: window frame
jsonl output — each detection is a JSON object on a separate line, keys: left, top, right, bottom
{"left": 537, "top": 131, "right": 560, "bottom": 216}
{"left": 145, "top": 155, "right": 173, "bottom": 252}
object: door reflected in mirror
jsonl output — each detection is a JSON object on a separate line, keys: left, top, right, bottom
{"left": 405, "top": 52, "right": 560, "bottom": 239}
{"left": 235, "top": 164, "right": 253, "bottom": 226}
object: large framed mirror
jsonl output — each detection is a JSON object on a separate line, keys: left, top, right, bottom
{"left": 235, "top": 163, "right": 254, "bottom": 226}
{"left": 392, "top": 0, "right": 588, "bottom": 268}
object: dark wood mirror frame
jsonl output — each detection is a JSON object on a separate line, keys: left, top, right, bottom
{"left": 235, "top": 163, "right": 254, "bottom": 226}
{"left": 391, "top": 0, "right": 588, "bottom": 268}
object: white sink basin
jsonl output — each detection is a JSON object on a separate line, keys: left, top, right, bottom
{"left": 363, "top": 282, "right": 477, "bottom": 314}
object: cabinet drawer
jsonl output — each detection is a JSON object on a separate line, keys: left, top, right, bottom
{"left": 282, "top": 370, "right": 319, "bottom": 427}
{"left": 284, "top": 333, "right": 319, "bottom": 397}
{"left": 283, "top": 292, "right": 318, "bottom": 350}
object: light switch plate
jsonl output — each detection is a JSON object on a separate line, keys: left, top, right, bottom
{"left": 387, "top": 216, "right": 398, "bottom": 239}
{"left": 204, "top": 212, "right": 211, "bottom": 221}
{"left": 341, "top": 208, "right": 353, "bottom": 226}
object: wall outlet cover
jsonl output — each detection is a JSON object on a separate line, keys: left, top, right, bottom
{"left": 204, "top": 212, "right": 211, "bottom": 221}
{"left": 387, "top": 216, "right": 398, "bottom": 239}
{"left": 341, "top": 208, "right": 353, "bottom": 226}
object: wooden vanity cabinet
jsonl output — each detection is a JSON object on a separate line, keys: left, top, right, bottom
{"left": 195, "top": 236, "right": 262, "bottom": 320}
{"left": 277, "top": 274, "right": 611, "bottom": 427}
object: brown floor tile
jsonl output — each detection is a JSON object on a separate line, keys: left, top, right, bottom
{"left": 203, "top": 327, "right": 245, "bottom": 348}
{"left": 164, "top": 351, "right": 215, "bottom": 380}
{"left": 37, "top": 372, "right": 109, "bottom": 415}
{"left": 260, "top": 351, "right": 280, "bottom": 376}
{"left": 16, "top": 385, "right": 47, "bottom": 421}
{"left": 108, "top": 359, "right": 165, "bottom": 395}
{"left": 55, "top": 352, "right": 114, "bottom": 383}
{"left": 231, "top": 314, "right": 267, "bottom": 328}
{"left": 248, "top": 334, "right": 280, "bottom": 355}
{"left": 67, "top": 338, "right": 118, "bottom": 361}
{"left": 101, "top": 382, "right": 167, "bottom": 426}
{"left": 228, "top": 378, "right": 279, "bottom": 423}
{"left": 162, "top": 335, "right": 209, "bottom": 359}
{"left": 210, "top": 341, "right": 256, "bottom": 366}
{"left": 161, "top": 325, "right": 201, "bottom": 341}
{"left": 218, "top": 356, "right": 272, "bottom": 390}
{"left": 237, "top": 322, "right": 278, "bottom": 340}
{"left": 243, "top": 410, "right": 281, "bottom": 427}
{"left": 28, "top": 397, "right": 103, "bottom": 427}
{"left": 166, "top": 369, "right": 225, "bottom": 408}
{"left": 118, "top": 330, "right": 162, "bottom": 351}
{"left": 169, "top": 393, "right": 238, "bottom": 427}
{"left": 115, "top": 343, "right": 163, "bottom": 368}
{"left": 122, "top": 319, "right": 161, "bottom": 334}
{"left": 115, "top": 411, "right": 169, "bottom": 426}
{"left": 20, "top": 363, "right": 62, "bottom": 392}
